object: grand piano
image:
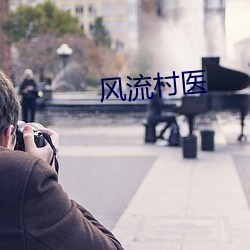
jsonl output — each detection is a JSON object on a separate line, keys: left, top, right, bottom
{"left": 176, "top": 57, "right": 250, "bottom": 141}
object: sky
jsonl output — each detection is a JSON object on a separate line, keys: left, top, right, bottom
{"left": 226, "top": 0, "right": 250, "bottom": 58}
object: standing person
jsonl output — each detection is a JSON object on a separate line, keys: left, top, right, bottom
{"left": 19, "top": 69, "right": 39, "bottom": 123}
{"left": 0, "top": 70, "right": 124, "bottom": 249}
{"left": 146, "top": 83, "right": 178, "bottom": 140}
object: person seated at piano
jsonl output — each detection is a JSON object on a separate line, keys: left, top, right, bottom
{"left": 146, "top": 82, "right": 179, "bottom": 140}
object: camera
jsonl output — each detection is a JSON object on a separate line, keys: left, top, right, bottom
{"left": 14, "top": 122, "right": 46, "bottom": 151}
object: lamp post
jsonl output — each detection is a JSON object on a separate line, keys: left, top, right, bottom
{"left": 56, "top": 43, "right": 73, "bottom": 68}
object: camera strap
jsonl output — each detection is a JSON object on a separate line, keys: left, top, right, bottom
{"left": 40, "top": 132, "right": 59, "bottom": 174}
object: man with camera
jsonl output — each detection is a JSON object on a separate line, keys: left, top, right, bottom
{"left": 0, "top": 71, "right": 124, "bottom": 249}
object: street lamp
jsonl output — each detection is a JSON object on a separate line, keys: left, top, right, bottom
{"left": 56, "top": 43, "right": 73, "bottom": 68}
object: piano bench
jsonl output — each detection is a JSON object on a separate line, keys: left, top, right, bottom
{"left": 142, "top": 120, "right": 156, "bottom": 143}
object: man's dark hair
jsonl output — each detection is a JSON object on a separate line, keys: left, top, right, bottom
{"left": 0, "top": 71, "right": 20, "bottom": 143}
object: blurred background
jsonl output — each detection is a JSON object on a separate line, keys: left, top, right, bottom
{"left": 0, "top": 0, "right": 250, "bottom": 96}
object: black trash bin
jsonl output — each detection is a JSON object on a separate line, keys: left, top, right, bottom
{"left": 200, "top": 130, "right": 215, "bottom": 151}
{"left": 182, "top": 135, "right": 197, "bottom": 159}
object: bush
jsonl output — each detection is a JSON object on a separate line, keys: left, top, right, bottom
{"left": 86, "top": 74, "right": 101, "bottom": 87}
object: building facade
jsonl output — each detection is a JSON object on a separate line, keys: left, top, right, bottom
{"left": 50, "top": 0, "right": 138, "bottom": 51}
{"left": 9, "top": 0, "right": 44, "bottom": 10}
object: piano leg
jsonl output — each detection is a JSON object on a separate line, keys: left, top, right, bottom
{"left": 187, "top": 115, "right": 195, "bottom": 136}
{"left": 186, "top": 111, "right": 247, "bottom": 141}
{"left": 238, "top": 109, "right": 247, "bottom": 142}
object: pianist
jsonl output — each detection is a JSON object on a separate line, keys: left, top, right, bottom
{"left": 146, "top": 82, "right": 178, "bottom": 140}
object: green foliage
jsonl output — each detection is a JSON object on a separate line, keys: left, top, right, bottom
{"left": 1, "top": 0, "right": 80, "bottom": 42}
{"left": 92, "top": 17, "right": 111, "bottom": 47}
{"left": 86, "top": 73, "right": 101, "bottom": 87}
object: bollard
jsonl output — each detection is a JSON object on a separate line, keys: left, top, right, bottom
{"left": 200, "top": 130, "right": 215, "bottom": 151}
{"left": 144, "top": 122, "right": 156, "bottom": 143}
{"left": 182, "top": 135, "right": 197, "bottom": 159}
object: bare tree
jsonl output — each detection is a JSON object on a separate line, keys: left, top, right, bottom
{"left": 14, "top": 33, "right": 123, "bottom": 91}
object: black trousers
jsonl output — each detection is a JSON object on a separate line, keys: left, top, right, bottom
{"left": 148, "top": 115, "right": 177, "bottom": 138}
{"left": 22, "top": 98, "right": 37, "bottom": 123}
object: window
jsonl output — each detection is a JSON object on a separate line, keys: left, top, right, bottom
{"left": 116, "top": 39, "right": 124, "bottom": 50}
{"left": 89, "top": 4, "right": 96, "bottom": 17}
{"left": 129, "top": 20, "right": 136, "bottom": 32}
{"left": 103, "top": 20, "right": 111, "bottom": 31}
{"left": 80, "top": 22, "right": 84, "bottom": 32}
{"left": 102, "top": 3, "right": 111, "bottom": 16}
{"left": 89, "top": 22, "right": 95, "bottom": 33}
{"left": 64, "top": 5, "right": 71, "bottom": 13}
{"left": 115, "top": 3, "right": 124, "bottom": 16}
{"left": 115, "top": 20, "right": 124, "bottom": 33}
{"left": 75, "top": 5, "right": 84, "bottom": 16}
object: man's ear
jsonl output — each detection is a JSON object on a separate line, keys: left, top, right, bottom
{"left": 2, "top": 125, "right": 15, "bottom": 149}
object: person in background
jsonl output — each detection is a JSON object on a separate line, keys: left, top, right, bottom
{"left": 0, "top": 70, "right": 124, "bottom": 249}
{"left": 19, "top": 69, "right": 39, "bottom": 123}
{"left": 147, "top": 82, "right": 178, "bottom": 140}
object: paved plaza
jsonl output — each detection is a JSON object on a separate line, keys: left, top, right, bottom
{"left": 37, "top": 109, "right": 250, "bottom": 250}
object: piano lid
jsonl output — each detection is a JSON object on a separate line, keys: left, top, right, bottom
{"left": 202, "top": 57, "right": 250, "bottom": 92}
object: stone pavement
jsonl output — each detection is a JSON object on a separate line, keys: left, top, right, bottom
{"left": 44, "top": 111, "right": 250, "bottom": 250}
{"left": 111, "top": 119, "right": 250, "bottom": 250}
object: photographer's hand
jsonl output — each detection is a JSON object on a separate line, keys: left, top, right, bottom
{"left": 23, "top": 125, "right": 59, "bottom": 165}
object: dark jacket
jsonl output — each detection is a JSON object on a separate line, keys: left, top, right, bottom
{"left": 147, "top": 88, "right": 170, "bottom": 119}
{"left": 0, "top": 147, "right": 124, "bottom": 250}
{"left": 146, "top": 90, "right": 163, "bottom": 118}
{"left": 19, "top": 79, "right": 38, "bottom": 99}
